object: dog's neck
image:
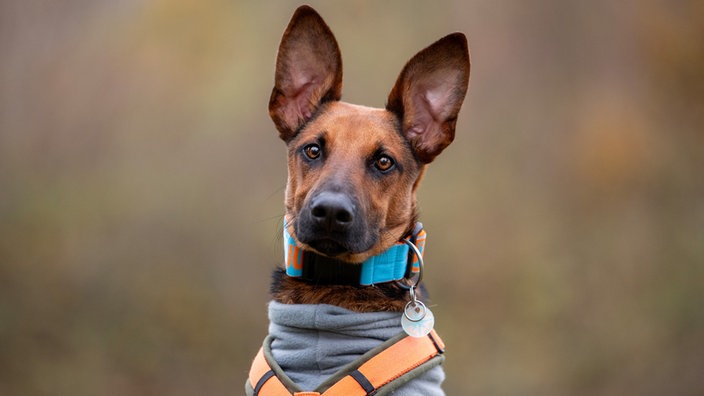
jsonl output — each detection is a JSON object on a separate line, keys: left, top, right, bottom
{"left": 270, "top": 223, "right": 425, "bottom": 312}
{"left": 283, "top": 223, "right": 425, "bottom": 286}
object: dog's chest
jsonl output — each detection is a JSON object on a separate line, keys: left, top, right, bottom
{"left": 268, "top": 302, "right": 402, "bottom": 389}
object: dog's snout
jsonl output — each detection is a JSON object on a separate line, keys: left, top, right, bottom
{"left": 310, "top": 191, "right": 355, "bottom": 231}
{"left": 296, "top": 189, "right": 374, "bottom": 256}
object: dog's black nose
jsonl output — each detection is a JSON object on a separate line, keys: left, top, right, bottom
{"left": 309, "top": 191, "right": 355, "bottom": 232}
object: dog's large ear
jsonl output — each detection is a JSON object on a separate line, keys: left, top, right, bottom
{"left": 269, "top": 6, "right": 343, "bottom": 141}
{"left": 387, "top": 33, "right": 470, "bottom": 163}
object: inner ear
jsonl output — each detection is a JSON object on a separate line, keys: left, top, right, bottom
{"left": 269, "top": 6, "right": 343, "bottom": 142}
{"left": 387, "top": 33, "right": 470, "bottom": 163}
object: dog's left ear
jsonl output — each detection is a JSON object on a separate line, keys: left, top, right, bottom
{"left": 387, "top": 33, "right": 470, "bottom": 163}
{"left": 269, "top": 6, "right": 343, "bottom": 142}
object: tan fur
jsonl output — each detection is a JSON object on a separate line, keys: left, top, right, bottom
{"left": 284, "top": 102, "right": 423, "bottom": 263}
{"left": 271, "top": 275, "right": 412, "bottom": 312}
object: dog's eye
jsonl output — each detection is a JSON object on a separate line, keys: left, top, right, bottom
{"left": 374, "top": 155, "right": 395, "bottom": 173}
{"left": 303, "top": 144, "right": 321, "bottom": 160}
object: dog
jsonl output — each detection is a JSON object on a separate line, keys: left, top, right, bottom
{"left": 247, "top": 5, "right": 470, "bottom": 395}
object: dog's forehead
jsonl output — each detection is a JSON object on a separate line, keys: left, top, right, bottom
{"left": 315, "top": 102, "right": 394, "bottom": 127}
{"left": 301, "top": 102, "right": 404, "bottom": 151}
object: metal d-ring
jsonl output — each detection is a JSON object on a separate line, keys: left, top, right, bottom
{"left": 396, "top": 238, "right": 424, "bottom": 291}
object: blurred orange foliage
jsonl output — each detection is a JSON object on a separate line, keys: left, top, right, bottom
{"left": 1, "top": 1, "right": 702, "bottom": 395}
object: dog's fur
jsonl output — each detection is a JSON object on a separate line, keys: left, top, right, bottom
{"left": 269, "top": 5, "right": 470, "bottom": 314}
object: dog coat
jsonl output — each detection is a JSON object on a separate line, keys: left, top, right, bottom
{"left": 246, "top": 301, "right": 445, "bottom": 395}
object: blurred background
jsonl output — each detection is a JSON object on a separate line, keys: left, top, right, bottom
{"left": 1, "top": 0, "right": 702, "bottom": 395}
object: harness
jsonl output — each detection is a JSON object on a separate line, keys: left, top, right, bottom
{"left": 247, "top": 330, "right": 445, "bottom": 396}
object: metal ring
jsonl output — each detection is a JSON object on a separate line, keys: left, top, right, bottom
{"left": 396, "top": 238, "right": 424, "bottom": 290}
{"left": 403, "top": 300, "right": 427, "bottom": 323}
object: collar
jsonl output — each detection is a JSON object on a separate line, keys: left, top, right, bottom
{"left": 283, "top": 222, "right": 426, "bottom": 286}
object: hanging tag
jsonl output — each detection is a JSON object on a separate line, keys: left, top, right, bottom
{"left": 399, "top": 236, "right": 435, "bottom": 337}
{"left": 401, "top": 299, "right": 435, "bottom": 337}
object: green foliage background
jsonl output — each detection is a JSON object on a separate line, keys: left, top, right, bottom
{"left": 1, "top": 1, "right": 702, "bottom": 394}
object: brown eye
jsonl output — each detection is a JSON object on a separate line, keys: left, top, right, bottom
{"left": 303, "top": 144, "right": 321, "bottom": 160}
{"left": 374, "top": 155, "right": 395, "bottom": 172}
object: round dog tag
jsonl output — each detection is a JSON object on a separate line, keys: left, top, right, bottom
{"left": 401, "top": 301, "right": 435, "bottom": 337}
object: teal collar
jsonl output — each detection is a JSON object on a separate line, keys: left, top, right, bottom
{"left": 283, "top": 223, "right": 426, "bottom": 286}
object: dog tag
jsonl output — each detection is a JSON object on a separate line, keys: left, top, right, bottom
{"left": 401, "top": 300, "right": 435, "bottom": 338}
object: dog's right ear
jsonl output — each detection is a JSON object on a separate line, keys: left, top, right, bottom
{"left": 269, "top": 6, "right": 343, "bottom": 142}
{"left": 387, "top": 33, "right": 470, "bottom": 164}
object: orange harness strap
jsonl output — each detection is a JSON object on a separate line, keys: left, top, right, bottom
{"left": 248, "top": 330, "right": 445, "bottom": 396}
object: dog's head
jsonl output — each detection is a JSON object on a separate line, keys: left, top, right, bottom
{"left": 270, "top": 6, "right": 470, "bottom": 263}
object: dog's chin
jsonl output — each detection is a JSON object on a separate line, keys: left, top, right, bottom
{"left": 308, "top": 239, "right": 349, "bottom": 257}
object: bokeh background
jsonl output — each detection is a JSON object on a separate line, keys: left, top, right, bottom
{"left": 1, "top": 0, "right": 703, "bottom": 395}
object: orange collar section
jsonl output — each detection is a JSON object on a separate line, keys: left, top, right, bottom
{"left": 248, "top": 329, "right": 445, "bottom": 396}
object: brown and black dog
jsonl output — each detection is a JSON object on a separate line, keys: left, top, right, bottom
{"left": 248, "top": 5, "right": 470, "bottom": 395}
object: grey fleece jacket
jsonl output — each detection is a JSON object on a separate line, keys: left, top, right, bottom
{"left": 252, "top": 301, "right": 445, "bottom": 395}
